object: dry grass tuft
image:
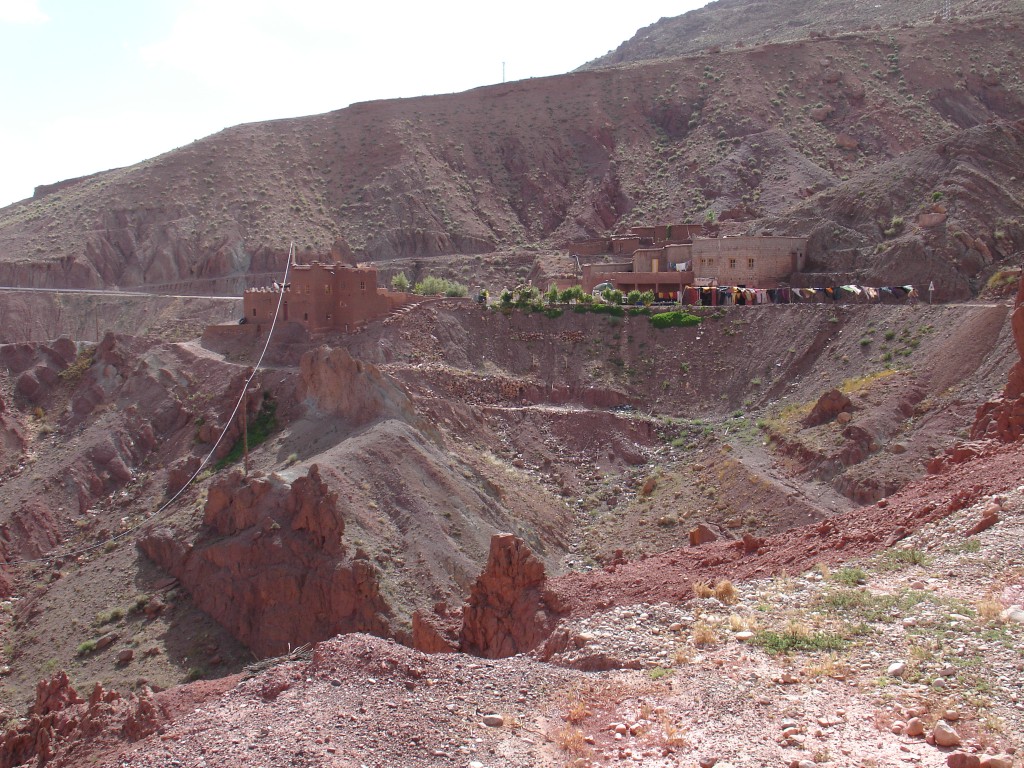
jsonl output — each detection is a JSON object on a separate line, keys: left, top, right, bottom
{"left": 692, "top": 620, "right": 719, "bottom": 646}
{"left": 784, "top": 619, "right": 812, "bottom": 637}
{"left": 659, "top": 714, "right": 689, "bottom": 748}
{"left": 976, "top": 599, "right": 1003, "bottom": 622}
{"left": 553, "top": 726, "right": 592, "bottom": 756}
{"left": 673, "top": 644, "right": 695, "bottom": 665}
{"left": 565, "top": 694, "right": 591, "bottom": 725}
{"left": 692, "top": 580, "right": 714, "bottom": 598}
{"left": 714, "top": 579, "right": 739, "bottom": 604}
{"left": 803, "top": 652, "right": 852, "bottom": 680}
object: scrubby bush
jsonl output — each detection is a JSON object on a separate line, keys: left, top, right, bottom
{"left": 414, "top": 275, "right": 467, "bottom": 297}
{"left": 650, "top": 311, "right": 702, "bottom": 329}
{"left": 390, "top": 272, "right": 410, "bottom": 291}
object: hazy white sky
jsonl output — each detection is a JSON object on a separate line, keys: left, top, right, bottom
{"left": 0, "top": 0, "right": 709, "bottom": 208}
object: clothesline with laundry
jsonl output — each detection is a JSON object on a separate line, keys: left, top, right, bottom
{"left": 678, "top": 285, "right": 918, "bottom": 306}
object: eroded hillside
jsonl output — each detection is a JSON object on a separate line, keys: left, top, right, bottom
{"left": 0, "top": 13, "right": 1020, "bottom": 299}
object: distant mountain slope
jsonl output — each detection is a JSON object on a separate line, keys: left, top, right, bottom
{"left": 581, "top": 0, "right": 1016, "bottom": 69}
{"left": 0, "top": 10, "right": 1021, "bottom": 298}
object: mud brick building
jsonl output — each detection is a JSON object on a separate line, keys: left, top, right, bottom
{"left": 692, "top": 235, "right": 807, "bottom": 286}
{"left": 244, "top": 260, "right": 414, "bottom": 333}
{"left": 577, "top": 225, "right": 807, "bottom": 295}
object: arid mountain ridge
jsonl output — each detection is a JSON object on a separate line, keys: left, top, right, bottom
{"left": 0, "top": 3, "right": 1020, "bottom": 299}
{"left": 581, "top": 0, "right": 1016, "bottom": 69}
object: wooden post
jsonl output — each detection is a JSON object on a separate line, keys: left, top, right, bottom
{"left": 242, "top": 389, "right": 249, "bottom": 477}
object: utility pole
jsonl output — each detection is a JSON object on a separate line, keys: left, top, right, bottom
{"left": 242, "top": 389, "right": 249, "bottom": 477}
{"left": 502, "top": 62, "right": 506, "bottom": 83}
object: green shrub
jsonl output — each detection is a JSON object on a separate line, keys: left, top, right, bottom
{"left": 390, "top": 272, "right": 410, "bottom": 291}
{"left": 751, "top": 630, "right": 846, "bottom": 654}
{"left": 94, "top": 608, "right": 125, "bottom": 626}
{"left": 216, "top": 397, "right": 278, "bottom": 470}
{"left": 831, "top": 567, "right": 867, "bottom": 586}
{"left": 77, "top": 640, "right": 97, "bottom": 656}
{"left": 650, "top": 311, "right": 702, "bottom": 329}
{"left": 627, "top": 289, "right": 643, "bottom": 305}
{"left": 59, "top": 346, "right": 97, "bottom": 384}
{"left": 413, "top": 275, "right": 467, "bottom": 297}
{"left": 186, "top": 666, "right": 207, "bottom": 681}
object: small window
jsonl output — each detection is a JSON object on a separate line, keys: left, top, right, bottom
{"left": 304, "top": 284, "right": 310, "bottom": 294}
{"left": 748, "top": 258, "right": 755, "bottom": 269}
{"left": 303, "top": 312, "right": 308, "bottom": 321}
{"left": 359, "top": 281, "right": 366, "bottom": 291}
{"left": 708, "top": 258, "right": 714, "bottom": 266}
{"left": 729, "top": 258, "right": 737, "bottom": 269}
{"left": 252, "top": 308, "right": 256, "bottom": 317}
{"left": 324, "top": 284, "right": 332, "bottom": 295}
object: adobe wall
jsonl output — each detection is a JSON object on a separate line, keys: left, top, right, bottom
{"left": 663, "top": 244, "right": 692, "bottom": 268}
{"left": 692, "top": 236, "right": 806, "bottom": 287}
{"left": 582, "top": 270, "right": 694, "bottom": 297}
{"left": 583, "top": 262, "right": 632, "bottom": 292}
{"left": 611, "top": 237, "right": 643, "bottom": 256}
{"left": 243, "top": 262, "right": 412, "bottom": 334}
{"left": 569, "top": 239, "right": 610, "bottom": 257}
{"left": 666, "top": 224, "right": 703, "bottom": 242}
{"left": 632, "top": 248, "right": 665, "bottom": 273}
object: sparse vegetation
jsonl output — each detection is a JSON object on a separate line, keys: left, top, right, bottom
{"left": 413, "top": 275, "right": 467, "bottom": 297}
{"left": 650, "top": 311, "right": 701, "bottom": 329}
{"left": 216, "top": 396, "right": 278, "bottom": 470}
{"left": 58, "top": 345, "right": 96, "bottom": 384}
{"left": 390, "top": 272, "right": 410, "bottom": 291}
{"left": 752, "top": 629, "right": 846, "bottom": 654}
{"left": 76, "top": 640, "right": 97, "bottom": 656}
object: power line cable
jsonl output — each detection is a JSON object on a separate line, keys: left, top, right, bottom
{"left": 2, "top": 243, "right": 296, "bottom": 570}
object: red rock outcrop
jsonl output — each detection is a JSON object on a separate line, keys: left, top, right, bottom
{"left": 298, "top": 345, "right": 417, "bottom": 426}
{"left": 459, "top": 534, "right": 564, "bottom": 659}
{"left": 0, "top": 672, "right": 159, "bottom": 768}
{"left": 803, "top": 388, "right": 853, "bottom": 427}
{"left": 972, "top": 274, "right": 1024, "bottom": 441}
{"left": 139, "top": 464, "right": 393, "bottom": 658}
{"left": 411, "top": 608, "right": 460, "bottom": 653}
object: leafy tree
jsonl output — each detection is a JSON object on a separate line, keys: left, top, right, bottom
{"left": 544, "top": 284, "right": 560, "bottom": 305}
{"left": 516, "top": 286, "right": 540, "bottom": 305}
{"left": 639, "top": 290, "right": 655, "bottom": 307}
{"left": 559, "top": 285, "right": 585, "bottom": 304}
{"left": 627, "top": 289, "right": 643, "bottom": 305}
{"left": 390, "top": 272, "right": 410, "bottom": 291}
{"left": 601, "top": 288, "right": 623, "bottom": 305}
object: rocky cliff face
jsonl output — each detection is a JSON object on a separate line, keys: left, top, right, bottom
{"left": 972, "top": 274, "right": 1024, "bottom": 441}
{"left": 459, "top": 534, "right": 564, "bottom": 659}
{"left": 298, "top": 345, "right": 417, "bottom": 427}
{"left": 139, "top": 465, "right": 393, "bottom": 658}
